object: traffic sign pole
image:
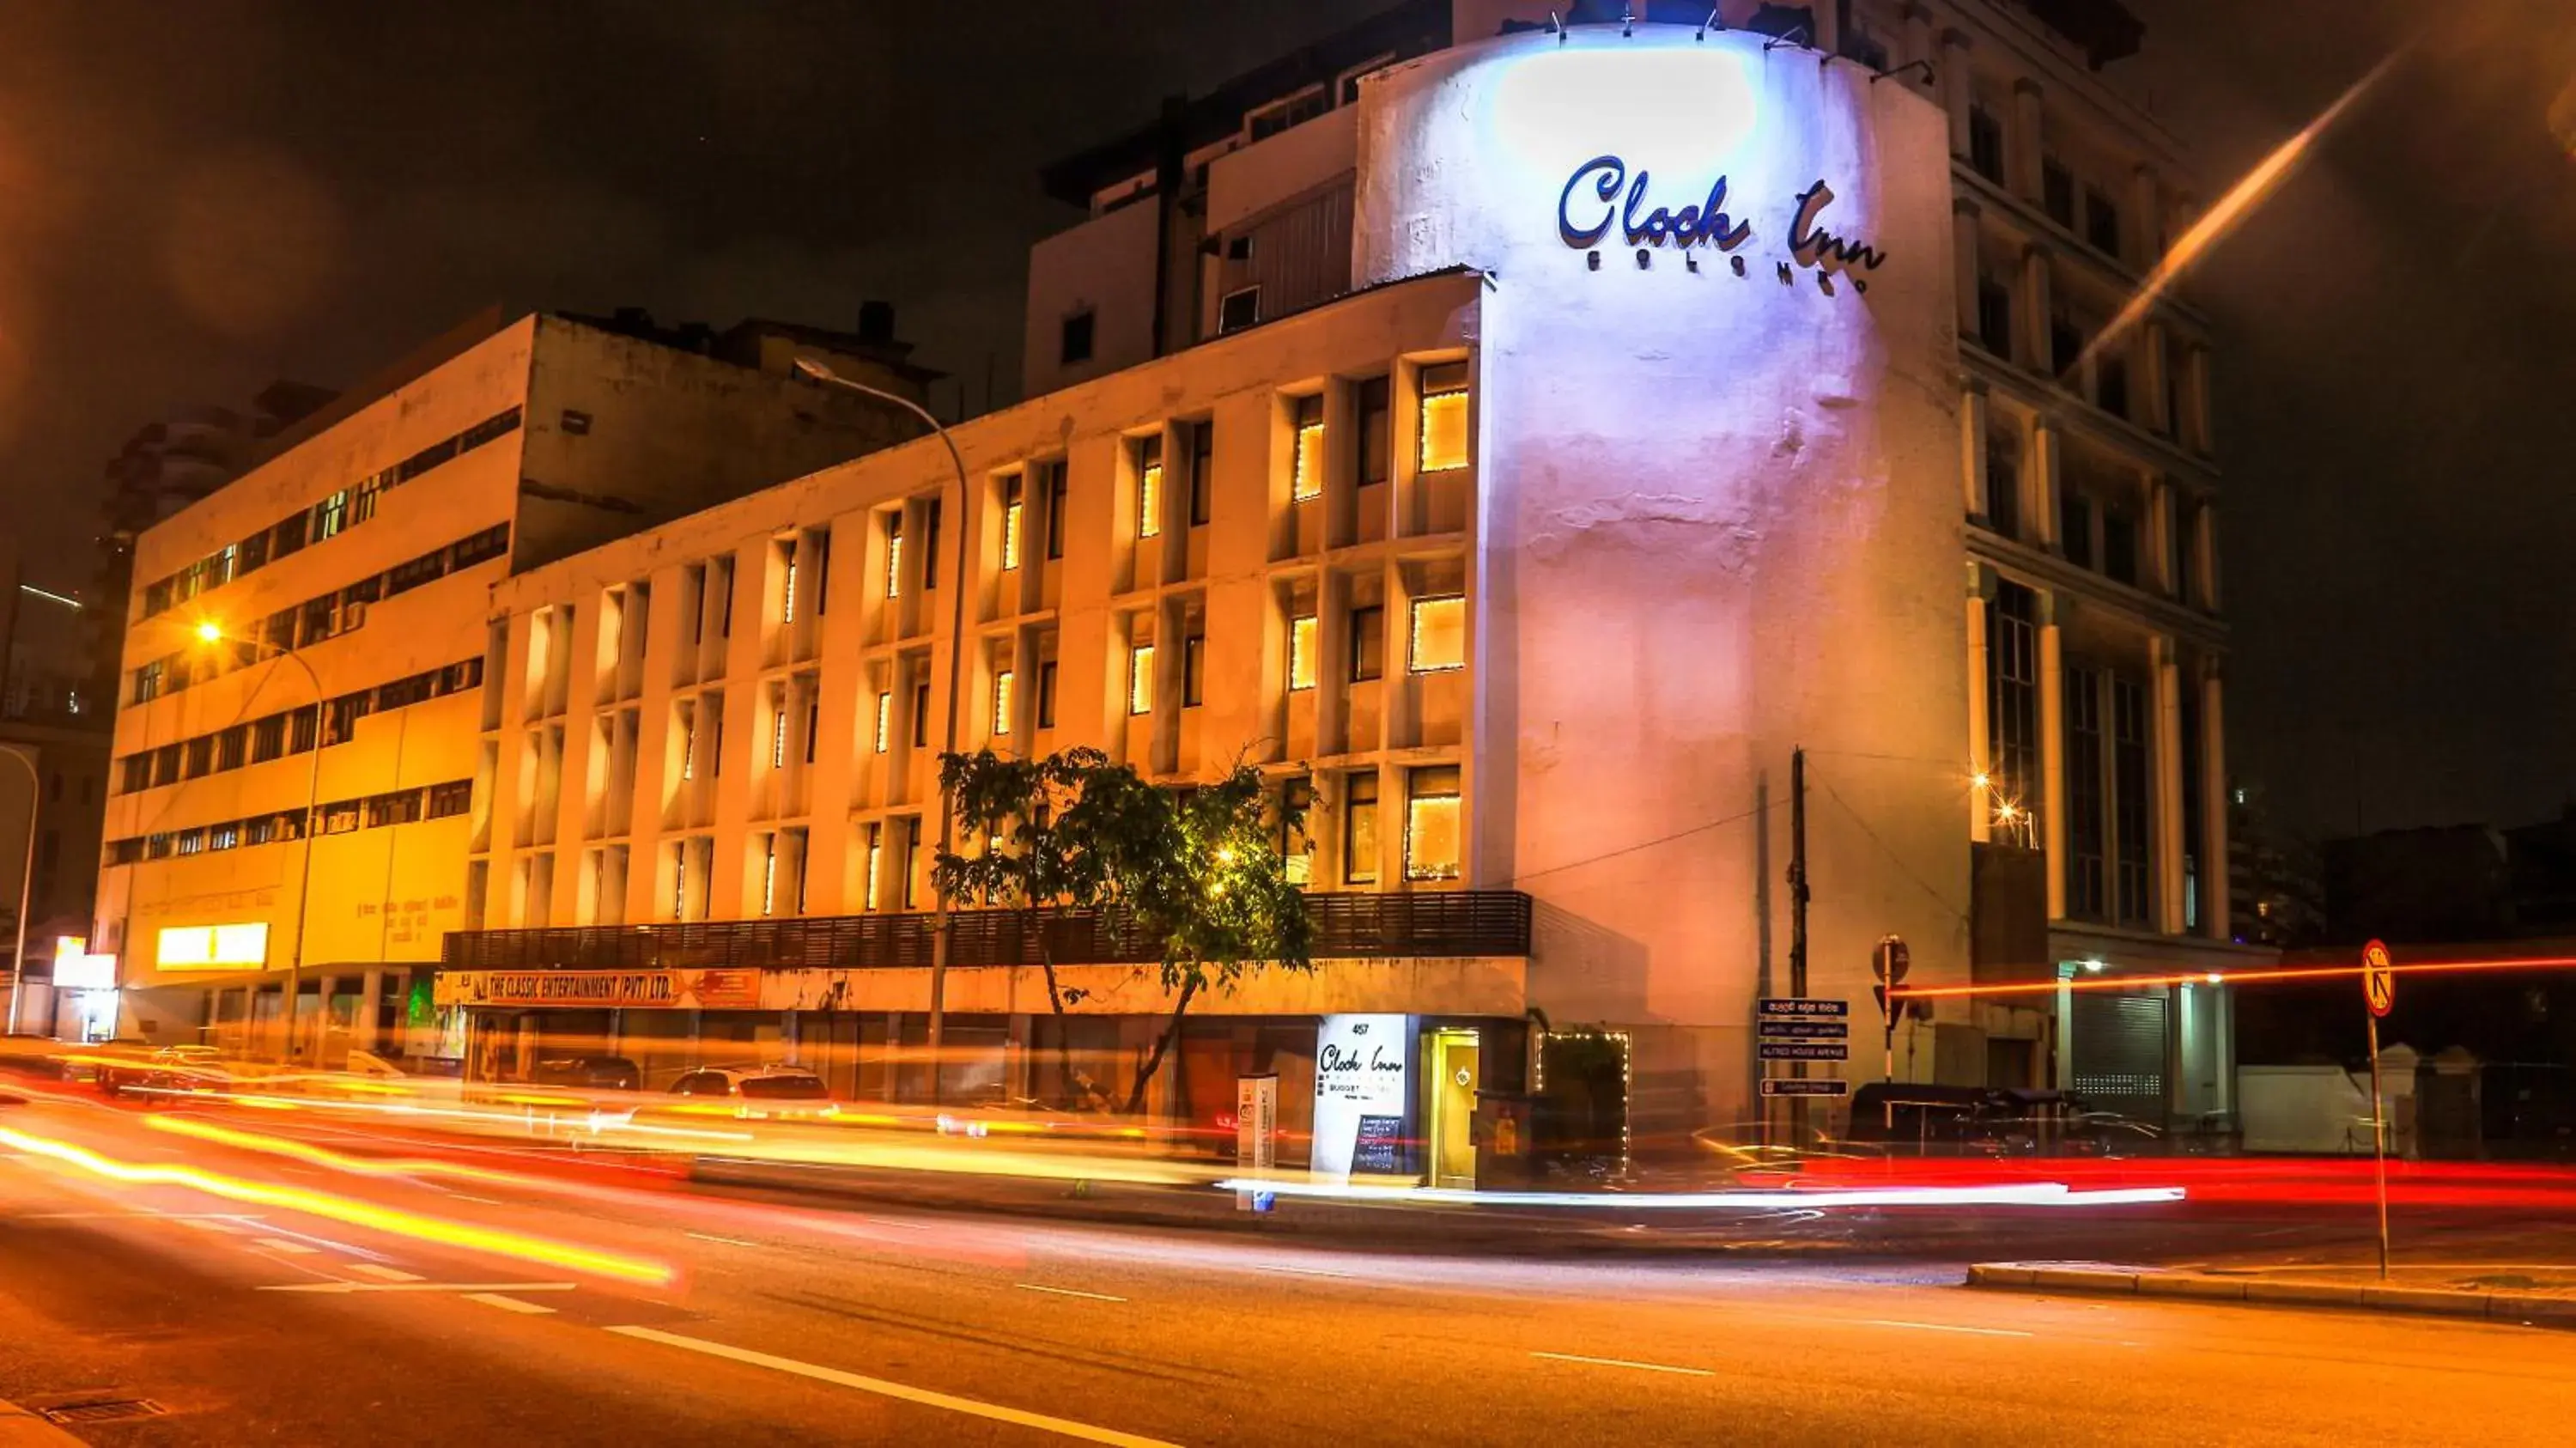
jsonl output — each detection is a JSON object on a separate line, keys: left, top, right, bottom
{"left": 1873, "top": 936, "right": 1910, "bottom": 1135}
{"left": 2362, "top": 940, "right": 2396, "bottom": 1281}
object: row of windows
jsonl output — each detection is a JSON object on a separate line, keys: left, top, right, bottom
{"left": 1964, "top": 103, "right": 2136, "bottom": 268}
{"left": 137, "top": 407, "right": 522, "bottom": 621}
{"left": 103, "top": 778, "right": 473, "bottom": 864}
{"left": 133, "top": 524, "right": 509, "bottom": 704}
{"left": 116, "top": 658, "right": 484, "bottom": 794}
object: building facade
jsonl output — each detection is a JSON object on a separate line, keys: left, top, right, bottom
{"left": 91, "top": 311, "right": 927, "bottom": 1059}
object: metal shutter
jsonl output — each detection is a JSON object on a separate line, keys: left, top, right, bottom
{"left": 2070, "top": 992, "right": 2167, "bottom": 1124}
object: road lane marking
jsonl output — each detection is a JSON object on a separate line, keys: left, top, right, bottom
{"left": 253, "top": 1238, "right": 319, "bottom": 1255}
{"left": 464, "top": 1293, "right": 557, "bottom": 1315}
{"left": 1016, "top": 1283, "right": 1127, "bottom": 1303}
{"left": 1253, "top": 1263, "right": 1353, "bottom": 1279}
{"left": 604, "top": 1325, "right": 1177, "bottom": 1446}
{"left": 259, "top": 1281, "right": 581, "bottom": 1294}
{"left": 1530, "top": 1351, "right": 1714, "bottom": 1378}
{"left": 179, "top": 1218, "right": 241, "bottom": 1233}
{"left": 1862, "top": 1320, "right": 2032, "bottom": 1338}
{"left": 444, "top": 1194, "right": 507, "bottom": 1207}
{"left": 349, "top": 1264, "right": 423, "bottom": 1282}
{"left": 687, "top": 1232, "right": 759, "bottom": 1247}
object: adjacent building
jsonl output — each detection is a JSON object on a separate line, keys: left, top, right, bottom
{"left": 435, "top": 0, "right": 2258, "bottom": 1161}
{"left": 93, "top": 308, "right": 930, "bottom": 1059}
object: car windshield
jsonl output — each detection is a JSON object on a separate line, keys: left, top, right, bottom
{"left": 738, "top": 1074, "right": 829, "bottom": 1100}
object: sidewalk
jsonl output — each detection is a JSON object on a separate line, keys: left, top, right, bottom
{"left": 0, "top": 1398, "right": 84, "bottom": 1447}
{"left": 1968, "top": 1259, "right": 2576, "bottom": 1325}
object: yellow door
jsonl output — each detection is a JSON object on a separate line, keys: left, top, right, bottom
{"left": 1431, "top": 1030, "right": 1481, "bottom": 1189}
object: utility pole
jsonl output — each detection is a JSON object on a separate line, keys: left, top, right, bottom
{"left": 1787, "top": 746, "right": 1810, "bottom": 1142}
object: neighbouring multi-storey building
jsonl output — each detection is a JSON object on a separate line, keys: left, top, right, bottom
{"left": 91, "top": 307, "right": 932, "bottom": 1059}
{"left": 430, "top": 0, "right": 2261, "bottom": 1170}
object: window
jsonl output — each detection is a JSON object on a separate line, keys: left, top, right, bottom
{"left": 761, "top": 833, "right": 780, "bottom": 916}
{"left": 313, "top": 490, "right": 349, "bottom": 542}
{"left": 1036, "top": 660, "right": 1059, "bottom": 729}
{"left": 809, "top": 529, "right": 831, "bottom": 613}
{"left": 771, "top": 706, "right": 788, "bottom": 769}
{"left": 2097, "top": 355, "right": 2129, "bottom": 420}
{"left": 1000, "top": 478, "right": 1024, "bottom": 570}
{"left": 120, "top": 756, "right": 152, "bottom": 794}
{"left": 2102, "top": 509, "right": 2138, "bottom": 586}
{"left": 1353, "top": 377, "right": 1394, "bottom": 489}
{"left": 1976, "top": 277, "right": 2013, "bottom": 357}
{"left": 708, "top": 698, "right": 726, "bottom": 776}
{"left": 376, "top": 671, "right": 434, "bottom": 711}
{"left": 427, "top": 780, "right": 473, "bottom": 818}
{"left": 884, "top": 514, "right": 905, "bottom": 598}
{"left": 176, "top": 828, "right": 205, "bottom": 855}
{"left": 716, "top": 557, "right": 736, "bottom": 636}
{"left": 921, "top": 502, "right": 942, "bottom": 589}
{"left": 1348, "top": 605, "right": 1383, "bottom": 682}
{"left": 322, "top": 800, "right": 361, "bottom": 835}
{"left": 1408, "top": 594, "right": 1466, "bottom": 672}
{"left": 1044, "top": 461, "right": 1069, "bottom": 561}
{"left": 1984, "top": 422, "right": 2021, "bottom": 539}
{"left": 685, "top": 563, "right": 708, "bottom": 644}
{"left": 781, "top": 548, "right": 798, "bottom": 624}
{"left": 216, "top": 726, "right": 247, "bottom": 771}
{"left": 1218, "top": 286, "right": 1261, "bottom": 335}
{"left": 1128, "top": 643, "right": 1155, "bottom": 715}
{"left": 1418, "top": 362, "right": 1469, "bottom": 472}
{"left": 805, "top": 695, "right": 820, "bottom": 764}
{"left": 1343, "top": 771, "right": 1379, "bottom": 885}
{"left": 2084, "top": 187, "right": 2122, "bottom": 259}
{"left": 993, "top": 670, "right": 1015, "bottom": 736}
{"left": 240, "top": 528, "right": 270, "bottom": 571}
{"left": 368, "top": 789, "right": 423, "bottom": 828}
{"left": 671, "top": 842, "right": 689, "bottom": 919}
{"left": 184, "top": 737, "right": 213, "bottom": 778}
{"left": 2175, "top": 497, "right": 2201, "bottom": 606}
{"left": 680, "top": 703, "right": 699, "bottom": 782}
{"left": 2061, "top": 491, "right": 2094, "bottom": 569}
{"left": 134, "top": 659, "right": 165, "bottom": 704}
{"left": 451, "top": 523, "right": 512, "bottom": 570}
{"left": 911, "top": 683, "right": 930, "bottom": 746}
{"left": 1060, "top": 309, "right": 1095, "bottom": 365}
{"left": 1182, "top": 633, "right": 1205, "bottom": 708}
{"left": 2042, "top": 157, "right": 2075, "bottom": 228}
{"left": 1188, "top": 421, "right": 1213, "bottom": 526}
{"left": 1987, "top": 581, "right": 2041, "bottom": 844}
{"left": 1136, "top": 436, "right": 1164, "bottom": 538}
{"left": 326, "top": 692, "right": 372, "bottom": 745}
{"left": 2050, "top": 316, "right": 2082, "bottom": 377}
{"left": 902, "top": 818, "right": 922, "bottom": 910}
{"left": 1968, "top": 106, "right": 2004, "bottom": 183}
{"left": 1290, "top": 395, "right": 1325, "bottom": 502}
{"left": 250, "top": 715, "right": 285, "bottom": 765}
{"left": 1405, "top": 766, "right": 1462, "bottom": 881}
{"left": 300, "top": 594, "right": 337, "bottom": 648}
{"left": 2065, "top": 664, "right": 2106, "bottom": 919}
{"left": 874, "top": 691, "right": 892, "bottom": 752}
{"left": 863, "top": 823, "right": 884, "bottom": 911}
{"left": 1279, "top": 776, "right": 1314, "bottom": 885}
{"left": 1288, "top": 614, "right": 1318, "bottom": 691}
{"left": 289, "top": 705, "right": 319, "bottom": 754}
{"left": 205, "top": 823, "right": 237, "bottom": 853}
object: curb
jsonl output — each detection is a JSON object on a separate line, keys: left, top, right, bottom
{"left": 1967, "top": 1262, "right": 2576, "bottom": 1326}
{"left": 0, "top": 1399, "right": 85, "bottom": 1446}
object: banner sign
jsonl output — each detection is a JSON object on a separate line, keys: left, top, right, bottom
{"left": 436, "top": 969, "right": 763, "bottom": 1011}
{"left": 1312, "top": 1013, "right": 1412, "bottom": 1182}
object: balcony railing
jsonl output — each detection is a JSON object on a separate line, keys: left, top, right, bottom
{"left": 440, "top": 891, "right": 1533, "bottom": 974}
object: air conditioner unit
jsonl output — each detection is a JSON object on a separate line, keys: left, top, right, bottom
{"left": 342, "top": 600, "right": 368, "bottom": 631}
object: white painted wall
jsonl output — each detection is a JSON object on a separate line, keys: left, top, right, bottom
{"left": 1022, "top": 201, "right": 1162, "bottom": 399}
{"left": 1352, "top": 27, "right": 1966, "bottom": 1126}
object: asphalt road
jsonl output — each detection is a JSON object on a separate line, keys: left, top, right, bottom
{"left": 4, "top": 1097, "right": 2575, "bottom": 1446}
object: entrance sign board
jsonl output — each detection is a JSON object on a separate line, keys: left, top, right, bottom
{"left": 1312, "top": 1013, "right": 1412, "bottom": 1181}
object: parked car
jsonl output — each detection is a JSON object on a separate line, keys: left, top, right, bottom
{"left": 529, "top": 1056, "right": 641, "bottom": 1092}
{"left": 668, "top": 1064, "right": 832, "bottom": 1101}
{"left": 1844, "top": 1085, "right": 2159, "bottom": 1156}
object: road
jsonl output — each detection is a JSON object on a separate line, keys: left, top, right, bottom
{"left": 3, "top": 1094, "right": 2573, "bottom": 1445}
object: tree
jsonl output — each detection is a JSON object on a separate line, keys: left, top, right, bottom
{"left": 932, "top": 747, "right": 1312, "bottom": 1115}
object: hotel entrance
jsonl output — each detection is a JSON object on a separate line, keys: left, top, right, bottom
{"left": 1426, "top": 1026, "right": 1481, "bottom": 1189}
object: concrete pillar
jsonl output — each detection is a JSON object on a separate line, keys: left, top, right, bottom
{"left": 2146, "top": 474, "right": 2176, "bottom": 596}
{"left": 2038, "top": 600, "right": 2068, "bottom": 920}
{"left": 1965, "top": 568, "right": 1993, "bottom": 844}
{"left": 1953, "top": 200, "right": 1982, "bottom": 345}
{"left": 1940, "top": 29, "right": 1975, "bottom": 158}
{"left": 2032, "top": 417, "right": 2065, "bottom": 551}
{"left": 356, "top": 967, "right": 384, "bottom": 1054}
{"left": 2020, "top": 245, "right": 2054, "bottom": 377}
{"left": 1811, "top": 0, "right": 1839, "bottom": 58}
{"left": 2199, "top": 666, "right": 2231, "bottom": 940}
{"left": 2196, "top": 500, "right": 2221, "bottom": 611}
{"left": 1960, "top": 386, "right": 1990, "bottom": 518}
{"left": 2010, "top": 78, "right": 2045, "bottom": 204}
{"left": 1901, "top": 4, "right": 1936, "bottom": 94}
{"left": 2141, "top": 320, "right": 2172, "bottom": 436}
{"left": 2153, "top": 637, "right": 2187, "bottom": 935}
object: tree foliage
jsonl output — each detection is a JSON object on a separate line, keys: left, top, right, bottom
{"left": 931, "top": 747, "right": 1312, "bottom": 1113}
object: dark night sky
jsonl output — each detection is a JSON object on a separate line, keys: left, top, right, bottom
{"left": 1, "top": 1, "right": 2570, "bottom": 845}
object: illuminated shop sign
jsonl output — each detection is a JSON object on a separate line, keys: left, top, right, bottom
{"left": 1311, "top": 1013, "right": 1413, "bottom": 1181}
{"left": 1558, "top": 156, "right": 1887, "bottom": 275}
{"left": 436, "top": 969, "right": 763, "bottom": 1012}
{"left": 52, "top": 936, "right": 118, "bottom": 991}
{"left": 156, "top": 922, "right": 269, "bottom": 970}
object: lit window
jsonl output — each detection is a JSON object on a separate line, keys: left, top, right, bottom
{"left": 680, "top": 706, "right": 697, "bottom": 781}
{"left": 1280, "top": 776, "right": 1314, "bottom": 885}
{"left": 770, "top": 708, "right": 787, "bottom": 769}
{"left": 672, "top": 842, "right": 689, "bottom": 919}
{"left": 874, "top": 691, "right": 892, "bottom": 753}
{"left": 902, "top": 818, "right": 922, "bottom": 910}
{"left": 1182, "top": 634, "right": 1205, "bottom": 707}
{"left": 1291, "top": 394, "right": 1325, "bottom": 502}
{"left": 1419, "top": 361, "right": 1469, "bottom": 472}
{"left": 1137, "top": 437, "right": 1164, "bottom": 539}
{"left": 1001, "top": 478, "right": 1024, "bottom": 570}
{"left": 762, "top": 834, "right": 779, "bottom": 917}
{"left": 1349, "top": 604, "right": 1384, "bottom": 683}
{"left": 993, "top": 669, "right": 1014, "bottom": 736}
{"left": 1409, "top": 594, "right": 1466, "bottom": 672}
{"left": 884, "top": 514, "right": 904, "bottom": 597}
{"left": 863, "top": 823, "right": 884, "bottom": 911}
{"left": 1129, "top": 643, "right": 1155, "bottom": 715}
{"left": 1288, "top": 615, "right": 1318, "bottom": 691}
{"left": 1405, "top": 765, "right": 1462, "bottom": 881}
{"left": 782, "top": 554, "right": 798, "bottom": 623}
{"left": 1343, "top": 771, "right": 1379, "bottom": 885}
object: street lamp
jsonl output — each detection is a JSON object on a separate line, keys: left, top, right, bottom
{"left": 1, "top": 745, "right": 37, "bottom": 1036}
{"left": 197, "top": 622, "right": 327, "bottom": 1063}
{"left": 791, "top": 356, "right": 970, "bottom": 1104}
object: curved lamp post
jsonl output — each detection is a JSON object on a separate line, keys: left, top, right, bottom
{"left": 196, "top": 623, "right": 327, "bottom": 1062}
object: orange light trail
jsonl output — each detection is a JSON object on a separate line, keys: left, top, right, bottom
{"left": 0, "top": 1123, "right": 675, "bottom": 1287}
{"left": 1893, "top": 955, "right": 2576, "bottom": 1001}
{"left": 2073, "top": 52, "right": 2402, "bottom": 380}
{"left": 144, "top": 1113, "right": 532, "bottom": 1186}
